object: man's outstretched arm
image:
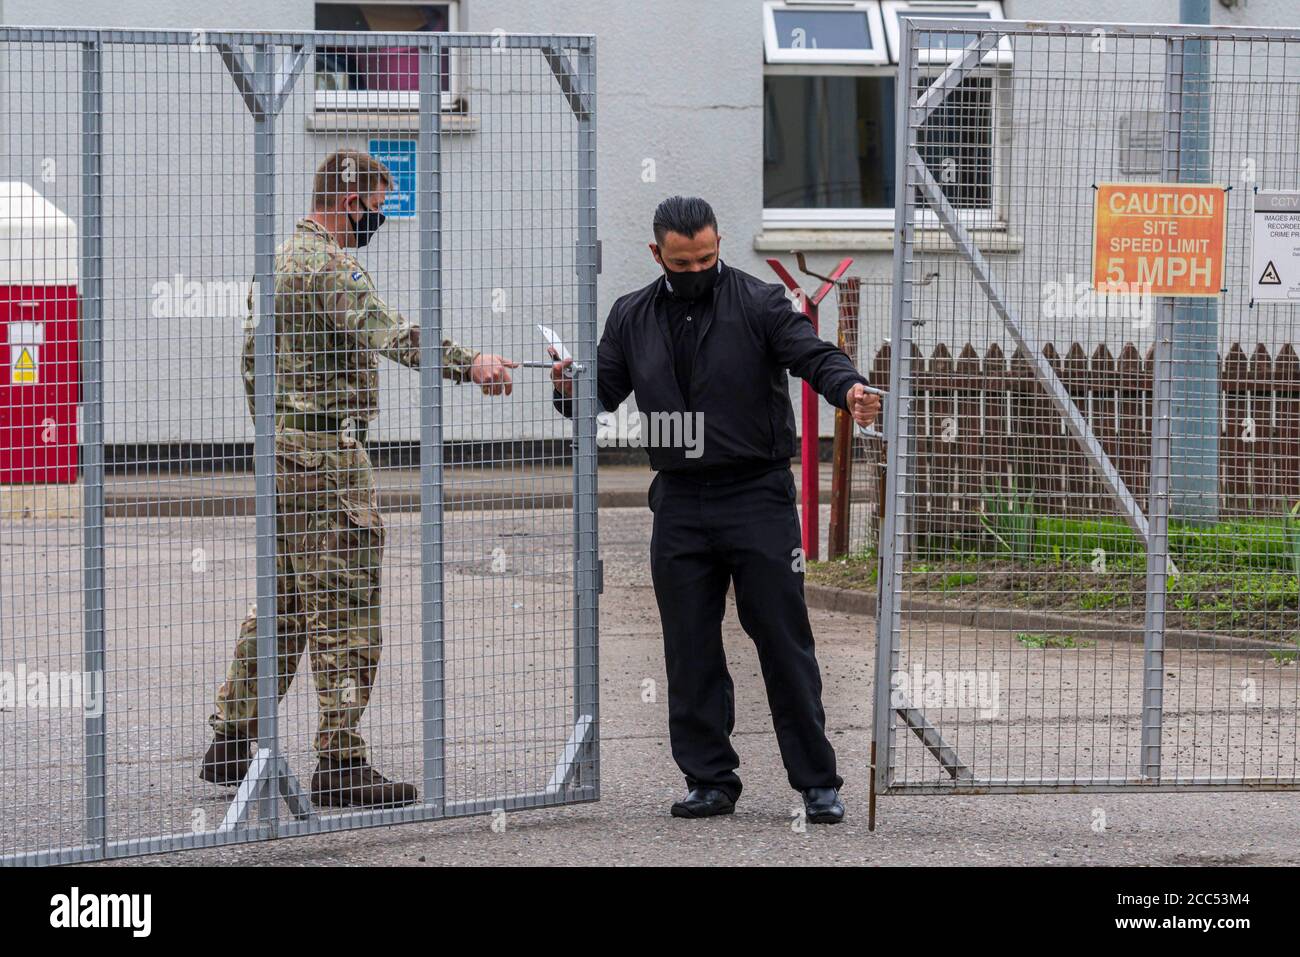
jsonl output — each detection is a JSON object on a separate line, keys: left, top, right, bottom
{"left": 761, "top": 284, "right": 880, "bottom": 426}
{"left": 328, "top": 268, "right": 518, "bottom": 391}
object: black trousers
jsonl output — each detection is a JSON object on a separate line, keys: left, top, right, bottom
{"left": 649, "top": 466, "right": 841, "bottom": 801}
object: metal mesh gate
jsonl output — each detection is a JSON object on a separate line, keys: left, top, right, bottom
{"left": 0, "top": 26, "right": 597, "bottom": 864}
{"left": 876, "top": 19, "right": 1300, "bottom": 795}
{"left": 843, "top": 273, "right": 937, "bottom": 560}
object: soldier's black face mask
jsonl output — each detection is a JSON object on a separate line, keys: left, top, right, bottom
{"left": 660, "top": 257, "right": 720, "bottom": 301}
{"left": 350, "top": 202, "right": 386, "bottom": 248}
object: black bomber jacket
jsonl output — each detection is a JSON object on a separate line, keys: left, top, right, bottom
{"left": 554, "top": 262, "right": 867, "bottom": 474}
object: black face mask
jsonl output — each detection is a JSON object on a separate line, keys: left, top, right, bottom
{"left": 350, "top": 205, "right": 387, "bottom": 248}
{"left": 662, "top": 260, "right": 719, "bottom": 301}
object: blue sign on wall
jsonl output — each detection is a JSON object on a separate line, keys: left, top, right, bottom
{"left": 368, "top": 139, "right": 416, "bottom": 219}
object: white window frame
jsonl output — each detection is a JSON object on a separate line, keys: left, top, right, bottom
{"left": 881, "top": 1, "right": 1011, "bottom": 66}
{"left": 313, "top": 0, "right": 460, "bottom": 114}
{"left": 763, "top": 206, "right": 898, "bottom": 230}
{"left": 762, "top": 1, "right": 1008, "bottom": 231}
{"left": 762, "top": 1, "right": 889, "bottom": 66}
{"left": 762, "top": 67, "right": 1005, "bottom": 231}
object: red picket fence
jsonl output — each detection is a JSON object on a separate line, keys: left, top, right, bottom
{"left": 854, "top": 340, "right": 1300, "bottom": 543}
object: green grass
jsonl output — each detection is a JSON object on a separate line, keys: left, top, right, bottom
{"left": 1077, "top": 591, "right": 1118, "bottom": 610}
{"left": 940, "top": 572, "right": 979, "bottom": 591}
{"left": 1015, "top": 632, "right": 1094, "bottom": 649}
{"left": 979, "top": 481, "right": 1036, "bottom": 561}
{"left": 808, "top": 508, "right": 1300, "bottom": 642}
{"left": 924, "top": 512, "right": 1300, "bottom": 577}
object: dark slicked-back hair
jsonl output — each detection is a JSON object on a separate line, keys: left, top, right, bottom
{"left": 653, "top": 195, "right": 718, "bottom": 244}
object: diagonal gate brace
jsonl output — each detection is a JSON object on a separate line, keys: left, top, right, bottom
{"left": 218, "top": 747, "right": 317, "bottom": 833}
{"left": 893, "top": 692, "right": 974, "bottom": 783}
{"left": 217, "top": 42, "right": 309, "bottom": 120}
{"left": 915, "top": 33, "right": 1004, "bottom": 124}
{"left": 542, "top": 46, "right": 592, "bottom": 121}
{"left": 546, "top": 714, "right": 594, "bottom": 794}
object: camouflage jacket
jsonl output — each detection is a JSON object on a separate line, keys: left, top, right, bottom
{"left": 242, "top": 218, "right": 480, "bottom": 422}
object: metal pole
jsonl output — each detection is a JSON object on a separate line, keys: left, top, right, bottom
{"left": 418, "top": 39, "right": 446, "bottom": 812}
{"left": 251, "top": 44, "right": 280, "bottom": 828}
{"left": 80, "top": 33, "right": 107, "bottom": 856}
{"left": 1141, "top": 35, "right": 1192, "bottom": 781}
{"left": 1171, "top": 0, "right": 1219, "bottom": 523}
{"left": 1144, "top": 301, "right": 1174, "bottom": 782}
{"left": 573, "top": 40, "right": 600, "bottom": 792}
{"left": 801, "top": 302, "right": 821, "bottom": 561}
{"left": 872, "top": 16, "right": 918, "bottom": 801}
{"left": 828, "top": 278, "right": 860, "bottom": 559}
{"left": 766, "top": 256, "right": 853, "bottom": 561}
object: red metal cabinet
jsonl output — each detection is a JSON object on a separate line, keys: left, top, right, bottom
{"left": 0, "top": 183, "right": 80, "bottom": 485}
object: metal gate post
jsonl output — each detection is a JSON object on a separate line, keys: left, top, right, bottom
{"left": 571, "top": 39, "right": 600, "bottom": 792}
{"left": 80, "top": 33, "right": 107, "bottom": 857}
{"left": 418, "top": 37, "right": 447, "bottom": 814}
{"left": 799, "top": 292, "right": 822, "bottom": 562}
{"left": 1170, "top": 0, "right": 1220, "bottom": 524}
{"left": 213, "top": 39, "right": 314, "bottom": 833}
{"left": 1143, "top": 301, "right": 1174, "bottom": 781}
{"left": 250, "top": 42, "right": 282, "bottom": 828}
{"left": 872, "top": 17, "right": 919, "bottom": 811}
{"left": 1140, "top": 36, "right": 1189, "bottom": 781}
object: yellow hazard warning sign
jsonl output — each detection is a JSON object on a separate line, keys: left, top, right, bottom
{"left": 10, "top": 346, "right": 37, "bottom": 384}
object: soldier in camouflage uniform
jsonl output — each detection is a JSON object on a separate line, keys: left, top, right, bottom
{"left": 201, "top": 150, "right": 518, "bottom": 808}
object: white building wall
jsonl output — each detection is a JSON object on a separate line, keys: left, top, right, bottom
{"left": 2, "top": 0, "right": 1299, "bottom": 444}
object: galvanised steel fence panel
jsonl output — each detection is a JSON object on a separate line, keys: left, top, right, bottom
{"left": 0, "top": 26, "right": 597, "bottom": 865}
{"left": 875, "top": 19, "right": 1300, "bottom": 799}
{"left": 843, "top": 273, "right": 935, "bottom": 560}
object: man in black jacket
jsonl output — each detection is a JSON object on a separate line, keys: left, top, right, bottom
{"left": 552, "top": 196, "right": 880, "bottom": 823}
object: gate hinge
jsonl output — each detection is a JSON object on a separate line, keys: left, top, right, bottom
{"left": 596, "top": 239, "right": 602, "bottom": 275}
{"left": 596, "top": 559, "right": 604, "bottom": 594}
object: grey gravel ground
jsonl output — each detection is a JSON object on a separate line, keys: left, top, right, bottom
{"left": 116, "top": 509, "right": 1300, "bottom": 864}
{"left": 6, "top": 499, "right": 1299, "bottom": 866}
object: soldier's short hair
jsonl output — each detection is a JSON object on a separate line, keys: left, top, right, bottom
{"left": 312, "top": 149, "right": 394, "bottom": 211}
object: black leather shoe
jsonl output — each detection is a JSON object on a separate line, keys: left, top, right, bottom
{"left": 670, "top": 787, "right": 736, "bottom": 818}
{"left": 802, "top": 787, "right": 845, "bottom": 824}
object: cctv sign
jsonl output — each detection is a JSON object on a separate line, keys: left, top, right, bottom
{"left": 1251, "top": 191, "right": 1300, "bottom": 303}
{"left": 1091, "top": 182, "right": 1227, "bottom": 297}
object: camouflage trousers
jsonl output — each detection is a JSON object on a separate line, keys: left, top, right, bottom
{"left": 209, "top": 428, "right": 384, "bottom": 761}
